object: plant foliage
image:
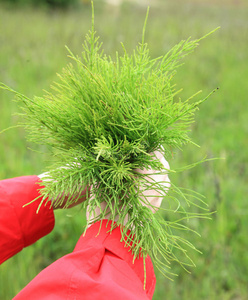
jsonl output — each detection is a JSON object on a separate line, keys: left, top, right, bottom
{"left": 1, "top": 4, "right": 217, "bottom": 282}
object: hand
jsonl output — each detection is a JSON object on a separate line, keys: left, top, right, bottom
{"left": 135, "top": 150, "right": 170, "bottom": 213}
{"left": 38, "top": 173, "right": 90, "bottom": 210}
{"left": 86, "top": 150, "right": 170, "bottom": 225}
{"left": 51, "top": 187, "right": 89, "bottom": 210}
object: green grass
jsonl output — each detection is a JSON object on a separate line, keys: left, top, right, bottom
{"left": 0, "top": 1, "right": 248, "bottom": 299}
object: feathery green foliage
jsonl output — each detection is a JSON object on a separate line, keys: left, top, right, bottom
{"left": 0, "top": 4, "right": 217, "bottom": 281}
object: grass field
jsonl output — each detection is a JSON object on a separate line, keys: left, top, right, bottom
{"left": 0, "top": 0, "right": 248, "bottom": 299}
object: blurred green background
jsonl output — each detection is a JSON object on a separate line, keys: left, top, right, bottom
{"left": 0, "top": 0, "right": 247, "bottom": 299}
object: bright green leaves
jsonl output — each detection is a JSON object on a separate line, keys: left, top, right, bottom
{"left": 0, "top": 4, "right": 218, "bottom": 281}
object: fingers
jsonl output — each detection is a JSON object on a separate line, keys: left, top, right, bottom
{"left": 38, "top": 172, "right": 89, "bottom": 210}
{"left": 153, "top": 150, "right": 170, "bottom": 171}
{"left": 135, "top": 150, "right": 170, "bottom": 213}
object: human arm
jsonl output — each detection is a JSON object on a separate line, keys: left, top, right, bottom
{"left": 0, "top": 174, "right": 88, "bottom": 265}
{"left": 0, "top": 175, "right": 54, "bottom": 264}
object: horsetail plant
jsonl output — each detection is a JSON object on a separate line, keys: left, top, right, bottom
{"left": 1, "top": 3, "right": 218, "bottom": 284}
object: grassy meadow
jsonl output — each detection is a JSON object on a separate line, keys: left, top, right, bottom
{"left": 0, "top": 0, "right": 248, "bottom": 299}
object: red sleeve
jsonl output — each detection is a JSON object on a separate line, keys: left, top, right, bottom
{"left": 13, "top": 220, "right": 156, "bottom": 300}
{"left": 0, "top": 175, "right": 55, "bottom": 264}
